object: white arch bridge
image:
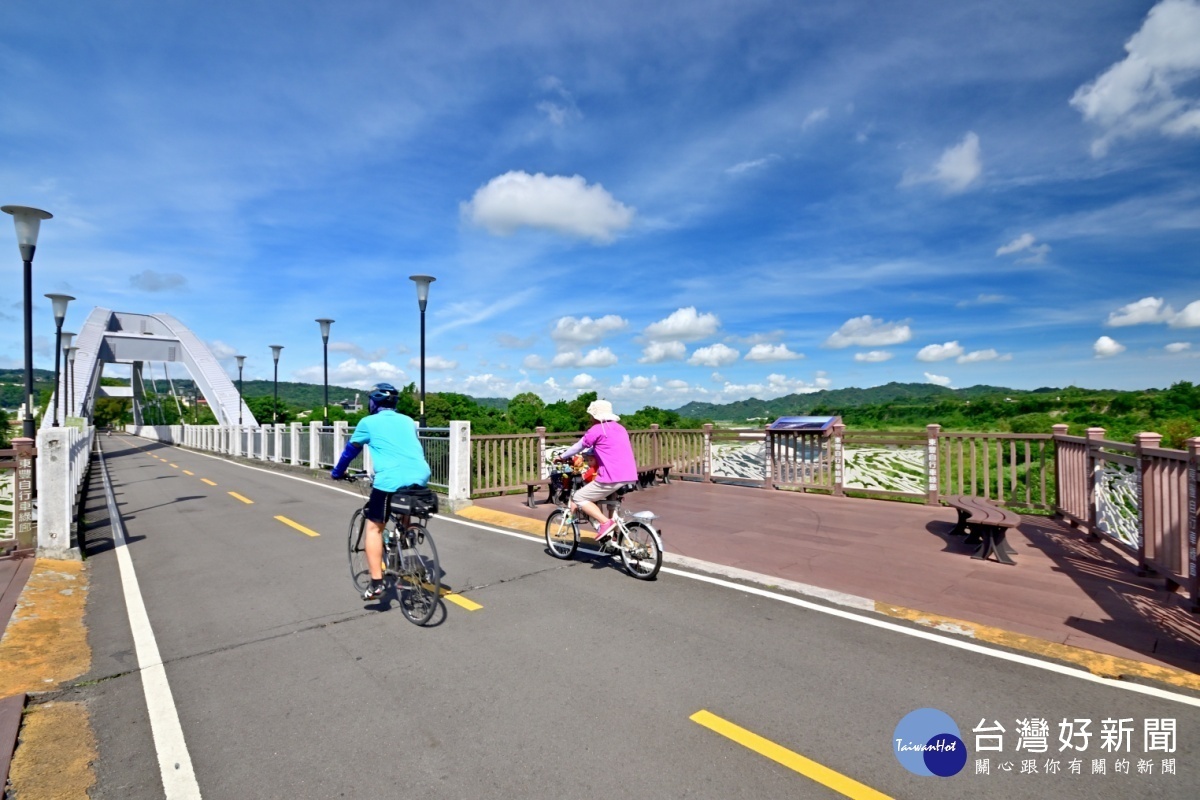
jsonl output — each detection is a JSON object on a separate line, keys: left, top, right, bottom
{"left": 47, "top": 307, "right": 256, "bottom": 428}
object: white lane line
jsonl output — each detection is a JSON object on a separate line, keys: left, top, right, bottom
{"left": 135, "top": 439, "right": 1200, "bottom": 708}
{"left": 99, "top": 450, "right": 203, "bottom": 798}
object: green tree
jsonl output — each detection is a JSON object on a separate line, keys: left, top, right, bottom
{"left": 507, "top": 392, "right": 545, "bottom": 430}
{"left": 93, "top": 397, "right": 133, "bottom": 428}
{"left": 246, "top": 396, "right": 293, "bottom": 425}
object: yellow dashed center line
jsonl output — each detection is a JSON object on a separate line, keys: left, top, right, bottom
{"left": 228, "top": 492, "right": 254, "bottom": 504}
{"left": 690, "top": 710, "right": 892, "bottom": 800}
{"left": 275, "top": 516, "right": 320, "bottom": 537}
{"left": 182, "top": 470, "right": 194, "bottom": 476}
{"left": 443, "top": 592, "right": 483, "bottom": 611}
{"left": 169, "top": 463, "right": 179, "bottom": 468}
{"left": 201, "top": 479, "right": 218, "bottom": 486}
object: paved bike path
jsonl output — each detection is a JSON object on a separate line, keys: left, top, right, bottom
{"left": 63, "top": 435, "right": 1200, "bottom": 799}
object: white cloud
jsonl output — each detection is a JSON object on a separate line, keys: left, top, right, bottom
{"left": 854, "top": 351, "right": 893, "bottom": 363}
{"left": 639, "top": 340, "right": 687, "bottom": 363}
{"left": 330, "top": 341, "right": 388, "bottom": 361}
{"left": 550, "top": 314, "right": 628, "bottom": 345}
{"left": 1070, "top": 0, "right": 1200, "bottom": 156}
{"left": 549, "top": 347, "right": 618, "bottom": 368}
{"left": 570, "top": 373, "right": 600, "bottom": 390}
{"left": 924, "top": 372, "right": 953, "bottom": 387}
{"left": 1165, "top": 342, "right": 1192, "bottom": 352}
{"left": 1094, "top": 336, "right": 1126, "bottom": 358}
{"left": 996, "top": 233, "right": 1051, "bottom": 263}
{"left": 461, "top": 171, "right": 634, "bottom": 243}
{"left": 130, "top": 269, "right": 187, "bottom": 292}
{"left": 535, "top": 76, "right": 582, "bottom": 127}
{"left": 902, "top": 132, "right": 982, "bottom": 193}
{"left": 1107, "top": 296, "right": 1173, "bottom": 326}
{"left": 744, "top": 343, "right": 802, "bottom": 362}
{"left": 916, "top": 341, "right": 964, "bottom": 362}
{"left": 726, "top": 155, "right": 779, "bottom": 176}
{"left": 801, "top": 107, "right": 829, "bottom": 130}
{"left": 1105, "top": 296, "right": 1200, "bottom": 327}
{"left": 644, "top": 307, "right": 721, "bottom": 342}
{"left": 688, "top": 343, "right": 740, "bottom": 367}
{"left": 522, "top": 354, "right": 549, "bottom": 370}
{"left": 294, "top": 358, "right": 408, "bottom": 387}
{"left": 712, "top": 372, "right": 829, "bottom": 403}
{"left": 207, "top": 340, "right": 238, "bottom": 360}
{"left": 825, "top": 315, "right": 912, "bottom": 348}
{"left": 408, "top": 355, "right": 458, "bottom": 370}
{"left": 1170, "top": 300, "right": 1200, "bottom": 327}
{"left": 956, "top": 349, "right": 1005, "bottom": 364}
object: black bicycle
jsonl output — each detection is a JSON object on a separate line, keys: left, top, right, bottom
{"left": 344, "top": 472, "right": 442, "bottom": 626}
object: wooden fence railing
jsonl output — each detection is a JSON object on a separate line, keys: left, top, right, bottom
{"left": 468, "top": 422, "right": 1200, "bottom": 610}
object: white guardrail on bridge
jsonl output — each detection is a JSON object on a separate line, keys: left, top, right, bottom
{"left": 126, "top": 421, "right": 472, "bottom": 505}
{"left": 36, "top": 424, "right": 95, "bottom": 558}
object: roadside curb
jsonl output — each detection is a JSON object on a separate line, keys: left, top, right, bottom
{"left": 453, "top": 505, "right": 1200, "bottom": 693}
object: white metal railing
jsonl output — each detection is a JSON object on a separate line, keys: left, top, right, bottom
{"left": 133, "top": 421, "right": 470, "bottom": 500}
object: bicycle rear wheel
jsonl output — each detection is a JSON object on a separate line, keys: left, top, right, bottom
{"left": 544, "top": 509, "right": 578, "bottom": 559}
{"left": 397, "top": 524, "right": 441, "bottom": 626}
{"left": 619, "top": 520, "right": 663, "bottom": 580}
{"left": 347, "top": 509, "right": 370, "bottom": 592}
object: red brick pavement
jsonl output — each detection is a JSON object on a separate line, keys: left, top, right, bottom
{"left": 472, "top": 479, "right": 1200, "bottom": 675}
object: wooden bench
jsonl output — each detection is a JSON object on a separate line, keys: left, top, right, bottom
{"left": 637, "top": 463, "right": 671, "bottom": 488}
{"left": 942, "top": 495, "right": 1021, "bottom": 565}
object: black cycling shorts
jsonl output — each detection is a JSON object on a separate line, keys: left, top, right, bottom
{"left": 364, "top": 484, "right": 432, "bottom": 523}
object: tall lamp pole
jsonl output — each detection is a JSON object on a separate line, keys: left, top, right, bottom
{"left": 45, "top": 293, "right": 74, "bottom": 426}
{"left": 59, "top": 332, "right": 74, "bottom": 420}
{"left": 235, "top": 355, "right": 246, "bottom": 425}
{"left": 269, "top": 345, "right": 283, "bottom": 424}
{"left": 2, "top": 205, "right": 52, "bottom": 438}
{"left": 66, "top": 346, "right": 78, "bottom": 421}
{"left": 408, "top": 275, "right": 435, "bottom": 428}
{"left": 316, "top": 319, "right": 333, "bottom": 426}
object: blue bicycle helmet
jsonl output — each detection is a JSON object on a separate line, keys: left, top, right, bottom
{"left": 368, "top": 382, "right": 399, "bottom": 414}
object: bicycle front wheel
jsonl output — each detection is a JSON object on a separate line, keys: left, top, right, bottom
{"left": 619, "top": 520, "right": 663, "bottom": 580}
{"left": 347, "top": 509, "right": 370, "bottom": 592}
{"left": 397, "top": 524, "right": 441, "bottom": 626}
{"left": 544, "top": 509, "right": 578, "bottom": 560}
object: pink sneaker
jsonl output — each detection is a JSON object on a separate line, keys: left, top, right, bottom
{"left": 595, "top": 519, "right": 616, "bottom": 542}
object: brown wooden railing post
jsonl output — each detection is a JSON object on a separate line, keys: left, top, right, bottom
{"left": 832, "top": 422, "right": 845, "bottom": 497}
{"left": 702, "top": 424, "right": 713, "bottom": 482}
{"left": 1051, "top": 424, "right": 1069, "bottom": 517}
{"left": 926, "top": 424, "right": 941, "bottom": 506}
{"left": 1085, "top": 427, "right": 1106, "bottom": 539}
{"left": 13, "top": 437, "right": 36, "bottom": 551}
{"left": 1187, "top": 437, "right": 1199, "bottom": 613}
{"left": 536, "top": 426, "right": 547, "bottom": 478}
{"left": 1134, "top": 431, "right": 1162, "bottom": 578}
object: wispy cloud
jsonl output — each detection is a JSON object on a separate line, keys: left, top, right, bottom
{"left": 901, "top": 132, "right": 982, "bottom": 193}
{"left": 130, "top": 270, "right": 187, "bottom": 292}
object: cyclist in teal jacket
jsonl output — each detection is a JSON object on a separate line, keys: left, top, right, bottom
{"left": 331, "top": 383, "right": 431, "bottom": 601}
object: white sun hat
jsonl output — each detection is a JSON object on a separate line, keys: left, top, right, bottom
{"left": 586, "top": 399, "right": 620, "bottom": 422}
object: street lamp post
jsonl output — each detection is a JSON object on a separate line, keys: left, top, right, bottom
{"left": 59, "top": 332, "right": 74, "bottom": 420}
{"left": 269, "top": 345, "right": 283, "bottom": 424}
{"left": 316, "top": 319, "right": 333, "bottom": 426}
{"left": 408, "top": 275, "right": 435, "bottom": 429}
{"left": 66, "top": 346, "right": 78, "bottom": 421}
{"left": 2, "top": 205, "right": 53, "bottom": 438}
{"left": 235, "top": 355, "right": 246, "bottom": 425}
{"left": 45, "top": 293, "right": 74, "bottom": 426}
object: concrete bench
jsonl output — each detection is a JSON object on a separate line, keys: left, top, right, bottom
{"left": 942, "top": 494, "right": 1021, "bottom": 565}
{"left": 637, "top": 463, "right": 671, "bottom": 489}
{"left": 524, "top": 478, "right": 552, "bottom": 509}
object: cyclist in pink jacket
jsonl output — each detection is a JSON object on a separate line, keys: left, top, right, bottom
{"left": 556, "top": 399, "right": 638, "bottom": 542}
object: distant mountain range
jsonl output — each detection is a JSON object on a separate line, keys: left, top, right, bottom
{"left": 672, "top": 382, "right": 1049, "bottom": 421}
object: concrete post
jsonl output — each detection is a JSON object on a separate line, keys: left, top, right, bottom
{"left": 273, "top": 424, "right": 283, "bottom": 463}
{"left": 1134, "top": 432, "right": 1162, "bottom": 578}
{"left": 333, "top": 421, "right": 348, "bottom": 470}
{"left": 309, "top": 422, "right": 321, "bottom": 469}
{"left": 702, "top": 423, "right": 713, "bottom": 482}
{"left": 536, "top": 426, "right": 547, "bottom": 479}
{"left": 1085, "top": 427, "right": 1106, "bottom": 538}
{"left": 832, "top": 422, "right": 845, "bottom": 497}
{"left": 1187, "top": 438, "right": 1199, "bottom": 612}
{"left": 926, "top": 423, "right": 941, "bottom": 505}
{"left": 447, "top": 420, "right": 472, "bottom": 509}
{"left": 290, "top": 423, "right": 301, "bottom": 466}
{"left": 34, "top": 428, "right": 79, "bottom": 558}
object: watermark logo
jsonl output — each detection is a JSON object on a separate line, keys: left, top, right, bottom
{"left": 894, "top": 708, "right": 968, "bottom": 777}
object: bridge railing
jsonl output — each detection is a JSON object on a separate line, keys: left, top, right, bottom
{"left": 34, "top": 425, "right": 94, "bottom": 557}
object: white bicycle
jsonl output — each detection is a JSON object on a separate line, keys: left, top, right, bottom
{"left": 544, "top": 484, "right": 663, "bottom": 580}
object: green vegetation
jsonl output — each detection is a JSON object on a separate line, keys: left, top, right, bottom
{"left": 681, "top": 381, "right": 1200, "bottom": 448}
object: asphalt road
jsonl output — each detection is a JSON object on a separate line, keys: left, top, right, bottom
{"left": 74, "top": 434, "right": 1200, "bottom": 800}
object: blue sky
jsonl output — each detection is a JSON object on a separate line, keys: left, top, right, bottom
{"left": 2, "top": 0, "right": 1199, "bottom": 412}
